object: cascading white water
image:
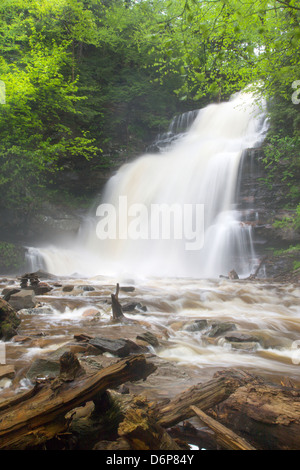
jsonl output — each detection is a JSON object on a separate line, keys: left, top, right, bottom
{"left": 27, "top": 90, "right": 267, "bottom": 278}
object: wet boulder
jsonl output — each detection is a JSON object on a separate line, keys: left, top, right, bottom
{"left": 229, "top": 342, "right": 259, "bottom": 352}
{"left": 206, "top": 321, "right": 237, "bottom": 338}
{"left": 120, "top": 286, "right": 135, "bottom": 293}
{"left": 136, "top": 331, "right": 160, "bottom": 347}
{"left": 1, "top": 288, "right": 20, "bottom": 302}
{"left": 123, "top": 302, "right": 147, "bottom": 313}
{"left": 62, "top": 285, "right": 74, "bottom": 292}
{"left": 89, "top": 337, "right": 145, "bottom": 357}
{"left": 184, "top": 320, "right": 209, "bottom": 332}
{"left": 82, "top": 308, "right": 100, "bottom": 318}
{"left": 26, "top": 358, "right": 60, "bottom": 380}
{"left": 33, "top": 282, "right": 52, "bottom": 295}
{"left": 224, "top": 331, "right": 260, "bottom": 343}
{"left": 8, "top": 289, "right": 36, "bottom": 311}
{"left": 183, "top": 320, "right": 237, "bottom": 337}
{"left": 247, "top": 330, "right": 293, "bottom": 349}
{"left": 228, "top": 269, "right": 239, "bottom": 280}
{"left": 79, "top": 285, "right": 95, "bottom": 292}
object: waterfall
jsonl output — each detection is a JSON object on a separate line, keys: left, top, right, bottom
{"left": 27, "top": 90, "right": 268, "bottom": 279}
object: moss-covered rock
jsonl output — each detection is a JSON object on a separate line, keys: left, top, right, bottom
{"left": 0, "top": 298, "right": 21, "bottom": 340}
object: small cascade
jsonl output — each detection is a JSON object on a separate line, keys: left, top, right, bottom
{"left": 148, "top": 109, "right": 199, "bottom": 153}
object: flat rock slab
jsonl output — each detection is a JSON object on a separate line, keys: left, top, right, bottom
{"left": 0, "top": 366, "right": 15, "bottom": 380}
{"left": 89, "top": 337, "right": 144, "bottom": 357}
{"left": 8, "top": 290, "right": 36, "bottom": 310}
{"left": 224, "top": 332, "right": 260, "bottom": 343}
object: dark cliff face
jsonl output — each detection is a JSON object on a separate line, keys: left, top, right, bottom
{"left": 236, "top": 149, "right": 300, "bottom": 278}
{"left": 237, "top": 149, "right": 299, "bottom": 246}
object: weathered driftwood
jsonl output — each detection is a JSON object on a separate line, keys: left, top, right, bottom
{"left": 0, "top": 354, "right": 156, "bottom": 450}
{"left": 156, "top": 368, "right": 300, "bottom": 450}
{"left": 111, "top": 283, "right": 125, "bottom": 321}
{"left": 219, "top": 257, "right": 268, "bottom": 281}
{"left": 246, "top": 255, "right": 268, "bottom": 280}
{"left": 190, "top": 405, "right": 256, "bottom": 450}
{"left": 156, "top": 368, "right": 252, "bottom": 429}
{"left": 212, "top": 377, "right": 300, "bottom": 450}
{"left": 155, "top": 368, "right": 300, "bottom": 450}
{"left": 118, "top": 396, "right": 182, "bottom": 450}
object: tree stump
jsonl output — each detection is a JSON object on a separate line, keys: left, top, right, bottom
{"left": 118, "top": 396, "right": 182, "bottom": 450}
{"left": 111, "top": 283, "right": 125, "bottom": 321}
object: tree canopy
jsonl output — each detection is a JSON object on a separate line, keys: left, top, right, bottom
{"left": 0, "top": 0, "right": 299, "bottom": 218}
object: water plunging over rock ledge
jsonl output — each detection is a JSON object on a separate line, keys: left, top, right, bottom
{"left": 26, "top": 90, "right": 269, "bottom": 279}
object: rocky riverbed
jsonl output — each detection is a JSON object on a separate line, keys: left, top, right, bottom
{"left": 0, "top": 271, "right": 300, "bottom": 449}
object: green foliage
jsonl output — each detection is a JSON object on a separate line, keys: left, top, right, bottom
{"left": 261, "top": 133, "right": 300, "bottom": 203}
{"left": 295, "top": 204, "right": 300, "bottom": 230}
{"left": 0, "top": 0, "right": 104, "bottom": 212}
{"left": 0, "top": 242, "right": 25, "bottom": 273}
{"left": 273, "top": 243, "right": 300, "bottom": 272}
{"left": 294, "top": 261, "right": 300, "bottom": 271}
{"left": 271, "top": 239, "right": 300, "bottom": 274}
{"left": 0, "top": 0, "right": 299, "bottom": 236}
{"left": 274, "top": 244, "right": 300, "bottom": 256}
{"left": 0, "top": 0, "right": 186, "bottom": 213}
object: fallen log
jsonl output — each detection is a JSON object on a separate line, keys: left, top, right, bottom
{"left": 212, "top": 377, "right": 300, "bottom": 450}
{"left": 155, "top": 368, "right": 300, "bottom": 450}
{"left": 156, "top": 368, "right": 253, "bottom": 428}
{"left": 246, "top": 255, "right": 267, "bottom": 280}
{"left": 0, "top": 354, "right": 156, "bottom": 450}
{"left": 156, "top": 368, "right": 300, "bottom": 450}
{"left": 190, "top": 405, "right": 256, "bottom": 450}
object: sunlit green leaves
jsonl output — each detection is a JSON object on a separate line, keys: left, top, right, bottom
{"left": 0, "top": 0, "right": 299, "bottom": 213}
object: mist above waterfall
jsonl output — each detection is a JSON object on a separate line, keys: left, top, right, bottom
{"left": 27, "top": 90, "right": 268, "bottom": 279}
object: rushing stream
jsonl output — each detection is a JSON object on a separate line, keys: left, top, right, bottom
{"left": 1, "top": 275, "right": 300, "bottom": 401}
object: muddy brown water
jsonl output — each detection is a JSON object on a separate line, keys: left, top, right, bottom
{"left": 1, "top": 275, "right": 300, "bottom": 403}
